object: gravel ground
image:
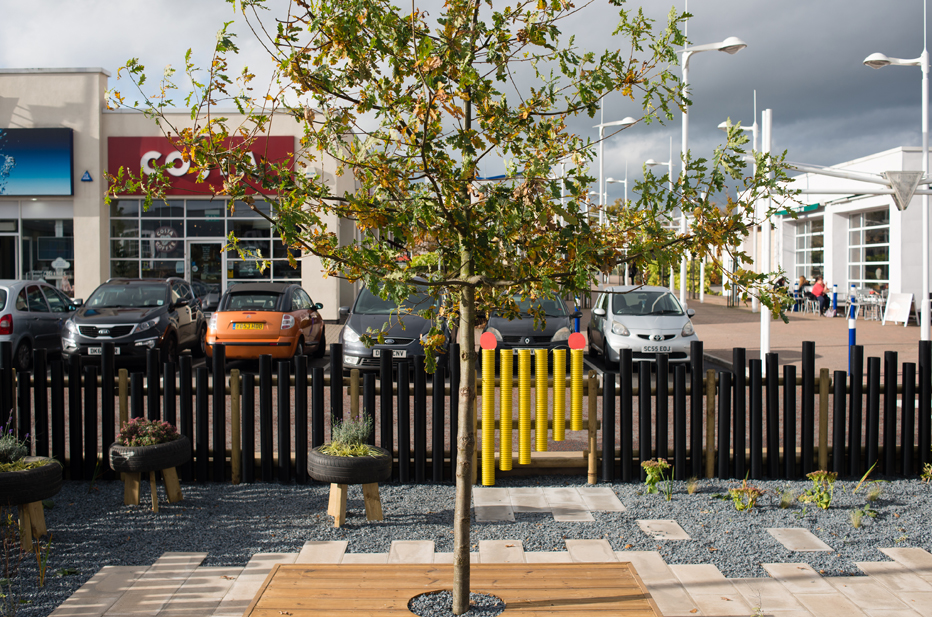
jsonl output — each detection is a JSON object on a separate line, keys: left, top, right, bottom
{"left": 6, "top": 474, "right": 932, "bottom": 616}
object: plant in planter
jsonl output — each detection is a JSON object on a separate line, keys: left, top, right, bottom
{"left": 308, "top": 416, "right": 391, "bottom": 527}
{"left": 0, "top": 415, "right": 62, "bottom": 547}
{"left": 109, "top": 418, "right": 191, "bottom": 512}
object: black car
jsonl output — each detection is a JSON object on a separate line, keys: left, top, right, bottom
{"left": 482, "top": 294, "right": 580, "bottom": 355}
{"left": 62, "top": 278, "right": 207, "bottom": 364}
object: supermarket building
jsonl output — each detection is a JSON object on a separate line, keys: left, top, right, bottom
{"left": 0, "top": 68, "right": 356, "bottom": 320}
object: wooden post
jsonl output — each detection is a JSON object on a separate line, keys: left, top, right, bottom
{"left": 17, "top": 503, "right": 33, "bottom": 547}
{"left": 706, "top": 369, "right": 716, "bottom": 479}
{"left": 819, "top": 368, "right": 830, "bottom": 471}
{"left": 231, "top": 369, "right": 241, "bottom": 485}
{"left": 124, "top": 472, "right": 141, "bottom": 505}
{"left": 149, "top": 471, "right": 159, "bottom": 513}
{"left": 25, "top": 501, "right": 46, "bottom": 537}
{"left": 163, "top": 467, "right": 183, "bottom": 503}
{"left": 350, "top": 369, "right": 360, "bottom": 420}
{"left": 587, "top": 371, "right": 598, "bottom": 484}
{"left": 118, "top": 369, "right": 129, "bottom": 429}
{"left": 329, "top": 483, "right": 348, "bottom": 528}
{"left": 362, "top": 482, "right": 383, "bottom": 521}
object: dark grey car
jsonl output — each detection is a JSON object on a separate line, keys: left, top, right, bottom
{"left": 482, "top": 295, "right": 580, "bottom": 355}
{"left": 0, "top": 280, "right": 80, "bottom": 371}
{"left": 338, "top": 285, "right": 449, "bottom": 372}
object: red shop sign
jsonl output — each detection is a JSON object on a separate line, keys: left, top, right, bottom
{"left": 108, "top": 136, "right": 294, "bottom": 195}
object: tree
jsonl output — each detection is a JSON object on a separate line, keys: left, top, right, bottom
{"left": 110, "top": 1, "right": 794, "bottom": 612}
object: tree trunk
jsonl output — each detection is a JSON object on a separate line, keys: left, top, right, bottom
{"left": 452, "top": 259, "right": 476, "bottom": 615}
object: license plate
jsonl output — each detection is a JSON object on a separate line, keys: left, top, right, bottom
{"left": 512, "top": 348, "right": 536, "bottom": 355}
{"left": 373, "top": 349, "right": 406, "bottom": 358}
{"left": 642, "top": 345, "right": 672, "bottom": 353}
{"left": 233, "top": 323, "right": 264, "bottom": 330}
{"left": 88, "top": 347, "right": 121, "bottom": 355}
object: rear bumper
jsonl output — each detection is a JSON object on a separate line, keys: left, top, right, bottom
{"left": 206, "top": 336, "right": 298, "bottom": 360}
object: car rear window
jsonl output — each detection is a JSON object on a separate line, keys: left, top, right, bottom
{"left": 0, "top": 289, "right": 6, "bottom": 312}
{"left": 226, "top": 292, "right": 282, "bottom": 312}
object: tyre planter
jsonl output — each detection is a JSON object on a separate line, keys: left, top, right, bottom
{"left": 308, "top": 446, "right": 392, "bottom": 485}
{"left": 109, "top": 435, "right": 191, "bottom": 474}
{"left": 0, "top": 457, "right": 63, "bottom": 507}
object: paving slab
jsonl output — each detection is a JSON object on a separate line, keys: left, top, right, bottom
{"left": 478, "top": 540, "right": 526, "bottom": 563}
{"left": 551, "top": 504, "right": 595, "bottom": 522}
{"left": 542, "top": 486, "right": 582, "bottom": 503}
{"left": 140, "top": 552, "right": 207, "bottom": 580}
{"left": 763, "top": 563, "right": 835, "bottom": 594}
{"left": 857, "top": 561, "right": 932, "bottom": 593}
{"left": 670, "top": 563, "right": 743, "bottom": 598}
{"left": 767, "top": 528, "right": 833, "bottom": 552}
{"left": 160, "top": 566, "right": 242, "bottom": 615}
{"left": 104, "top": 579, "right": 184, "bottom": 616}
{"left": 637, "top": 519, "right": 691, "bottom": 540}
{"left": 687, "top": 593, "right": 755, "bottom": 616}
{"left": 388, "top": 540, "right": 435, "bottom": 563}
{"left": 618, "top": 551, "right": 700, "bottom": 617}
{"left": 880, "top": 547, "right": 932, "bottom": 584}
{"left": 509, "top": 488, "right": 551, "bottom": 513}
{"left": 524, "top": 551, "right": 572, "bottom": 563}
{"left": 48, "top": 567, "right": 149, "bottom": 617}
{"left": 472, "top": 487, "right": 510, "bottom": 505}
{"left": 794, "top": 592, "right": 869, "bottom": 617}
{"left": 895, "top": 592, "right": 932, "bottom": 617}
{"left": 341, "top": 553, "right": 389, "bottom": 564}
{"left": 577, "top": 486, "right": 626, "bottom": 512}
{"left": 217, "top": 553, "right": 297, "bottom": 603}
{"left": 731, "top": 577, "right": 810, "bottom": 613}
{"left": 296, "top": 540, "right": 348, "bottom": 563}
{"left": 565, "top": 539, "right": 617, "bottom": 562}
{"left": 474, "top": 504, "right": 515, "bottom": 522}
{"left": 826, "top": 576, "right": 911, "bottom": 611}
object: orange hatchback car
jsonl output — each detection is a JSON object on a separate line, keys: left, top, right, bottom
{"left": 206, "top": 282, "right": 326, "bottom": 360}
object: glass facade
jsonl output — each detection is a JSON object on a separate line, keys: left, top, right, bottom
{"left": 848, "top": 209, "right": 890, "bottom": 292}
{"left": 795, "top": 218, "right": 824, "bottom": 280}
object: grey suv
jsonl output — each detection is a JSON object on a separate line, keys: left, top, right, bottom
{"left": 0, "top": 280, "right": 79, "bottom": 371}
{"left": 62, "top": 278, "right": 207, "bottom": 365}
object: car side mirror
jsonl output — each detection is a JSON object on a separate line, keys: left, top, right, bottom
{"left": 174, "top": 298, "right": 189, "bottom": 308}
{"left": 72, "top": 298, "right": 84, "bottom": 307}
{"left": 572, "top": 310, "right": 582, "bottom": 319}
{"left": 315, "top": 302, "right": 324, "bottom": 310}
{"left": 592, "top": 308, "right": 606, "bottom": 317}
{"left": 339, "top": 306, "right": 350, "bottom": 316}
{"left": 687, "top": 309, "right": 695, "bottom": 317}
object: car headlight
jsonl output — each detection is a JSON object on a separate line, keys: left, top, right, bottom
{"left": 551, "top": 327, "right": 571, "bottom": 342}
{"left": 342, "top": 325, "right": 361, "bottom": 343}
{"left": 611, "top": 321, "right": 630, "bottom": 336}
{"left": 135, "top": 318, "right": 159, "bottom": 334}
{"left": 485, "top": 327, "right": 503, "bottom": 342}
{"left": 64, "top": 319, "right": 77, "bottom": 334}
{"left": 681, "top": 321, "right": 695, "bottom": 337}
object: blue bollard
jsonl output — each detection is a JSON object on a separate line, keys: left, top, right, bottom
{"left": 832, "top": 284, "right": 838, "bottom": 312}
{"left": 574, "top": 296, "right": 580, "bottom": 333}
{"left": 793, "top": 281, "right": 800, "bottom": 312}
{"left": 848, "top": 317, "right": 856, "bottom": 375}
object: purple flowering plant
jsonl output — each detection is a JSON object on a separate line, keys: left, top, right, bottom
{"left": 0, "top": 413, "right": 28, "bottom": 465}
{"left": 118, "top": 418, "right": 180, "bottom": 447}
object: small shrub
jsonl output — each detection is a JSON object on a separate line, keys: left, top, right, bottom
{"left": 779, "top": 488, "right": 795, "bottom": 509}
{"left": 850, "top": 508, "right": 863, "bottom": 529}
{"left": 117, "top": 418, "right": 180, "bottom": 447}
{"left": 729, "top": 479, "right": 765, "bottom": 512}
{"left": 640, "top": 458, "right": 670, "bottom": 494}
{"left": 686, "top": 477, "right": 699, "bottom": 495}
{"left": 319, "top": 416, "right": 383, "bottom": 457}
{"left": 799, "top": 470, "right": 837, "bottom": 510}
{"left": 921, "top": 463, "right": 932, "bottom": 483}
{"left": 866, "top": 483, "right": 883, "bottom": 503}
{"left": 0, "top": 415, "right": 27, "bottom": 465}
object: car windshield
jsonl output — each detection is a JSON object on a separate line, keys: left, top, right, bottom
{"left": 510, "top": 296, "right": 566, "bottom": 317}
{"left": 353, "top": 285, "right": 432, "bottom": 315}
{"left": 226, "top": 291, "right": 282, "bottom": 312}
{"left": 611, "top": 291, "right": 684, "bottom": 316}
{"left": 86, "top": 284, "right": 169, "bottom": 309}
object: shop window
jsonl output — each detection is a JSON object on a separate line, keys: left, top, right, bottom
{"left": 794, "top": 218, "right": 824, "bottom": 280}
{"left": 111, "top": 260, "right": 140, "bottom": 278}
{"left": 141, "top": 199, "right": 184, "bottom": 218}
{"left": 186, "top": 220, "right": 225, "bottom": 237}
{"left": 141, "top": 260, "right": 185, "bottom": 279}
{"left": 848, "top": 210, "right": 890, "bottom": 292}
{"left": 109, "top": 199, "right": 140, "bottom": 218}
{"left": 21, "top": 219, "right": 74, "bottom": 294}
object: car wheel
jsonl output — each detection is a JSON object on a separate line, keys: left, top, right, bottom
{"left": 312, "top": 329, "right": 327, "bottom": 359}
{"left": 14, "top": 340, "right": 32, "bottom": 372}
{"left": 191, "top": 324, "right": 207, "bottom": 358}
{"left": 160, "top": 334, "right": 178, "bottom": 366}
{"left": 292, "top": 336, "right": 305, "bottom": 358}
{"left": 587, "top": 330, "right": 599, "bottom": 359}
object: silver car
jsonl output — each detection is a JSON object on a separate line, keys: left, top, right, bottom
{"left": 587, "top": 285, "right": 698, "bottom": 365}
{"left": 0, "top": 280, "right": 80, "bottom": 371}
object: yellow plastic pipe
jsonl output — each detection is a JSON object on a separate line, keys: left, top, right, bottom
{"left": 518, "top": 349, "right": 531, "bottom": 464}
{"left": 535, "top": 349, "right": 548, "bottom": 452}
{"left": 552, "top": 349, "right": 566, "bottom": 441}
{"left": 571, "top": 348, "right": 584, "bottom": 430}
{"left": 499, "top": 350, "right": 513, "bottom": 471}
{"left": 481, "top": 347, "right": 496, "bottom": 486}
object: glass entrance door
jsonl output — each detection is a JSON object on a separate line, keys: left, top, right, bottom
{"left": 0, "top": 236, "right": 17, "bottom": 280}
{"left": 186, "top": 241, "right": 225, "bottom": 295}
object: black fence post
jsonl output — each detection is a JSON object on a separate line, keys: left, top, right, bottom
{"left": 50, "top": 360, "right": 65, "bottom": 466}
{"left": 277, "top": 360, "right": 291, "bottom": 483}
{"left": 311, "top": 367, "right": 325, "bottom": 449}
{"left": 903, "top": 362, "right": 917, "bottom": 476}
{"left": 733, "top": 348, "right": 747, "bottom": 479}
{"left": 850, "top": 345, "right": 865, "bottom": 477}
{"left": 243, "top": 373, "right": 256, "bottom": 483}
{"left": 380, "top": 353, "right": 394, "bottom": 478}
{"left": 68, "top": 355, "right": 82, "bottom": 480}
{"left": 749, "top": 358, "right": 763, "bottom": 480}
{"left": 295, "top": 354, "right": 308, "bottom": 485}
{"left": 146, "top": 348, "right": 160, "bottom": 421}
{"left": 638, "top": 361, "right": 651, "bottom": 481}
{"left": 717, "top": 371, "right": 732, "bottom": 478}
{"left": 33, "top": 349, "right": 48, "bottom": 457}
{"left": 130, "top": 372, "right": 145, "bottom": 420}
{"left": 866, "top": 356, "right": 881, "bottom": 474}
{"left": 83, "top": 364, "right": 99, "bottom": 480}
{"left": 673, "top": 364, "right": 687, "bottom": 480}
{"left": 397, "top": 360, "right": 411, "bottom": 483}
{"left": 919, "top": 341, "right": 932, "bottom": 471}
{"left": 178, "top": 355, "right": 194, "bottom": 482}
{"left": 430, "top": 369, "right": 443, "bottom": 482}
{"left": 883, "top": 351, "right": 898, "bottom": 475}
{"left": 0, "top": 342, "right": 12, "bottom": 427}
{"left": 656, "top": 353, "right": 669, "bottom": 460}
{"left": 783, "top": 364, "right": 796, "bottom": 479}
{"left": 259, "top": 355, "right": 273, "bottom": 482}
{"left": 163, "top": 362, "right": 176, "bottom": 427}
{"left": 330, "top": 343, "right": 344, "bottom": 438}
{"left": 689, "top": 341, "right": 704, "bottom": 478}
{"left": 212, "top": 345, "right": 226, "bottom": 482}
{"left": 101, "top": 343, "right": 115, "bottom": 480}
{"left": 17, "top": 368, "right": 31, "bottom": 452}
{"left": 801, "top": 341, "right": 815, "bottom": 475}
{"left": 766, "top": 353, "right": 780, "bottom": 478}
{"left": 832, "top": 370, "right": 847, "bottom": 474}
{"left": 414, "top": 357, "right": 427, "bottom": 483}
{"left": 619, "top": 348, "right": 633, "bottom": 482}
{"left": 195, "top": 366, "right": 209, "bottom": 482}
{"left": 602, "top": 371, "right": 616, "bottom": 482}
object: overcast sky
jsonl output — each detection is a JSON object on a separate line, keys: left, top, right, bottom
{"left": 1, "top": 0, "right": 927, "bottom": 203}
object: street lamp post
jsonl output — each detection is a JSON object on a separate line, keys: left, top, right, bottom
{"left": 607, "top": 168, "right": 629, "bottom": 284}
{"left": 647, "top": 137, "right": 675, "bottom": 292}
{"left": 595, "top": 113, "right": 635, "bottom": 284}
{"left": 681, "top": 36, "right": 747, "bottom": 307}
{"left": 863, "top": 0, "right": 929, "bottom": 341}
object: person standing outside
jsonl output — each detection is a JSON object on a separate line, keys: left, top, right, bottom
{"left": 811, "top": 275, "right": 830, "bottom": 316}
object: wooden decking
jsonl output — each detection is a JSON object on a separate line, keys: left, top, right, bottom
{"left": 243, "top": 562, "right": 663, "bottom": 616}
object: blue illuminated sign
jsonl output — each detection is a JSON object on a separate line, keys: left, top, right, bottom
{"left": 0, "top": 128, "right": 74, "bottom": 196}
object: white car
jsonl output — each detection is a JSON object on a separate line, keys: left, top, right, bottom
{"left": 587, "top": 285, "right": 698, "bottom": 365}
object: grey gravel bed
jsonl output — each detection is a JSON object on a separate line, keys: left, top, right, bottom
{"left": 6, "top": 474, "right": 932, "bottom": 616}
